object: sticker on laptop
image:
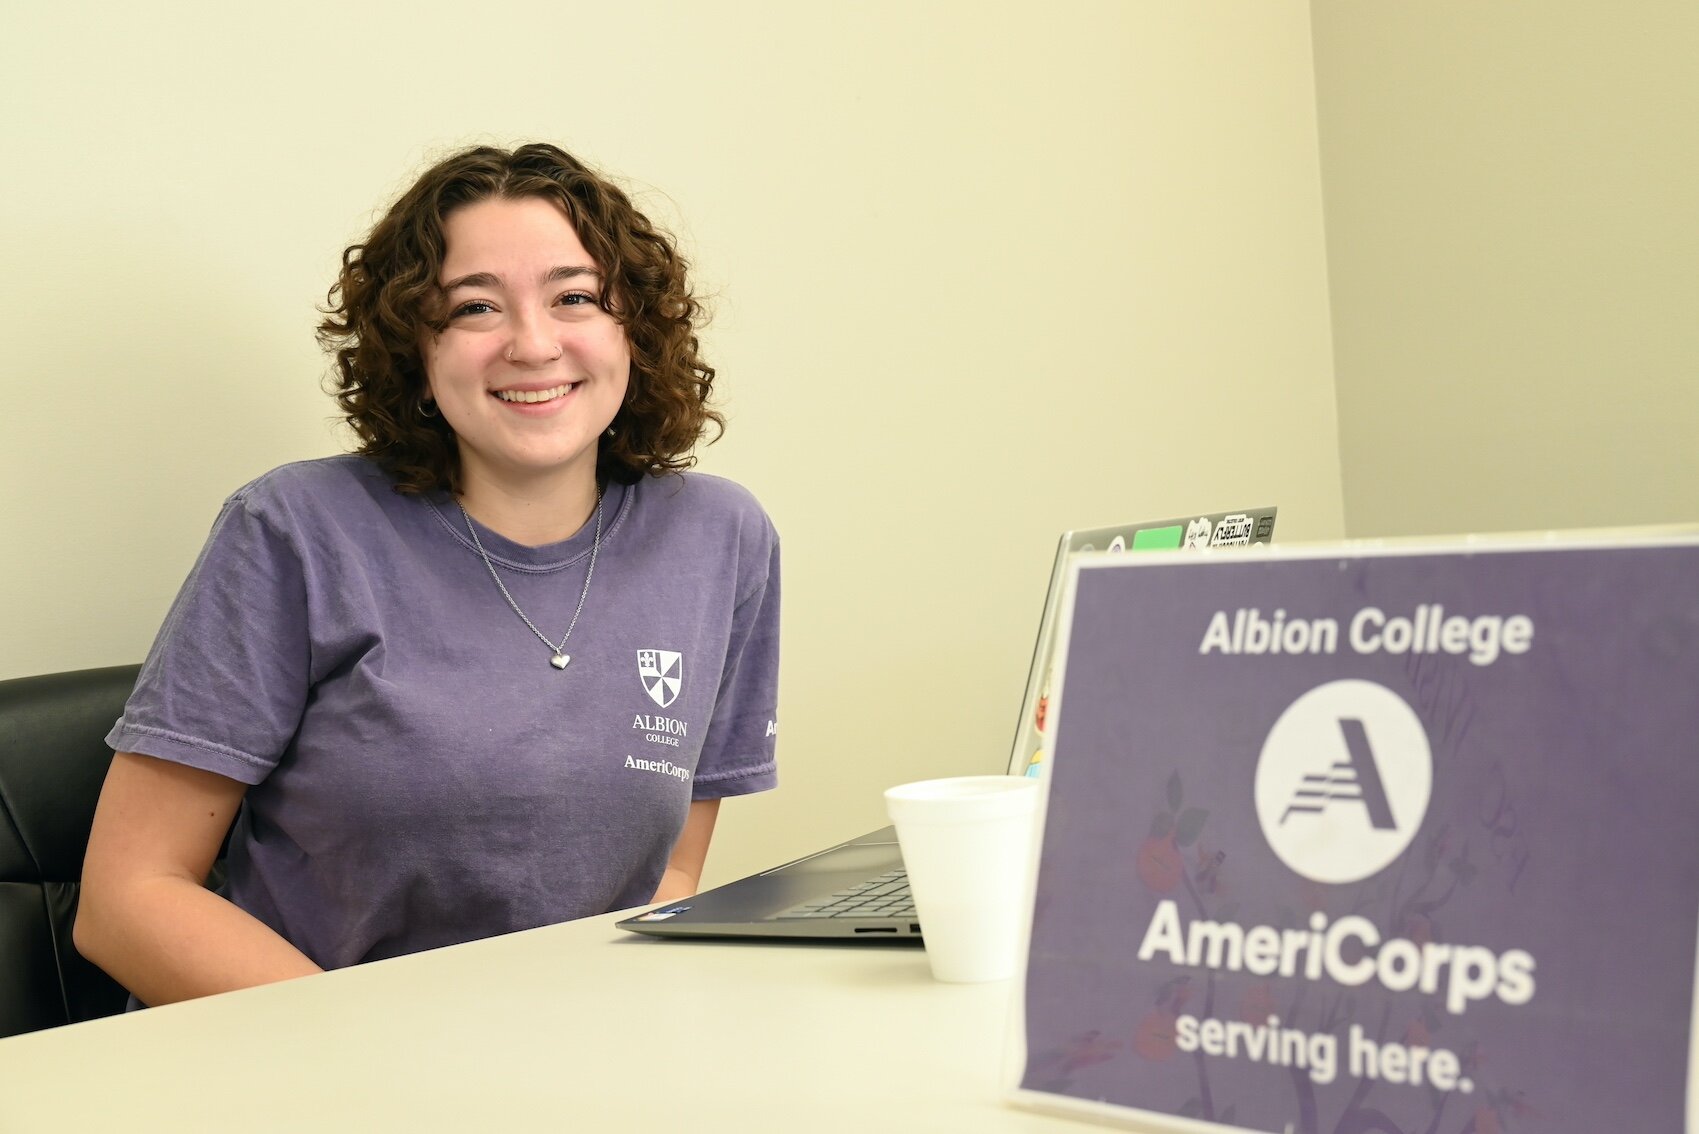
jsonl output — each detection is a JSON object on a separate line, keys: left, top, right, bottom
{"left": 1209, "top": 513, "right": 1255, "bottom": 546}
{"left": 633, "top": 905, "right": 693, "bottom": 922}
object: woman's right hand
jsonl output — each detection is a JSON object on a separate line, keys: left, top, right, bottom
{"left": 75, "top": 752, "right": 322, "bottom": 1006}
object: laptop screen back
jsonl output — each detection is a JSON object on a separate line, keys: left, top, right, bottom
{"left": 1007, "top": 507, "right": 1278, "bottom": 780}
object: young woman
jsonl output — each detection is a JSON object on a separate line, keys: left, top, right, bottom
{"left": 76, "top": 144, "right": 780, "bottom": 1007}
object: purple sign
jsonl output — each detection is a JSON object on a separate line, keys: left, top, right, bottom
{"left": 1017, "top": 543, "right": 1699, "bottom": 1133}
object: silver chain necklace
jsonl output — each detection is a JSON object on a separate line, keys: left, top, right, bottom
{"left": 459, "top": 489, "right": 602, "bottom": 670}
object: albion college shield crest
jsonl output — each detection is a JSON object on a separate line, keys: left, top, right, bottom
{"left": 638, "top": 649, "right": 683, "bottom": 709}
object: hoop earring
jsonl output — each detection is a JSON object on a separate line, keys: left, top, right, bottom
{"left": 419, "top": 399, "right": 439, "bottom": 419}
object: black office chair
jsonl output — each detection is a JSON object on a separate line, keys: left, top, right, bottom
{"left": 0, "top": 665, "right": 143, "bottom": 1037}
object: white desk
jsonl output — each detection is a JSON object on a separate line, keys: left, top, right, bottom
{"left": 0, "top": 910, "right": 1084, "bottom": 1132}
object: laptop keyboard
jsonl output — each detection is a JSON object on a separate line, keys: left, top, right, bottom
{"left": 772, "top": 869, "right": 916, "bottom": 920}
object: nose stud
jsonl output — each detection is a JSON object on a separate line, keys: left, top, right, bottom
{"left": 505, "top": 346, "right": 565, "bottom": 363}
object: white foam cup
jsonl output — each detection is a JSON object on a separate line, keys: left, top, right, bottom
{"left": 883, "top": 775, "right": 1042, "bottom": 983}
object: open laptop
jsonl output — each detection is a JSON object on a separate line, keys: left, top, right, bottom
{"left": 616, "top": 506, "right": 1278, "bottom": 940}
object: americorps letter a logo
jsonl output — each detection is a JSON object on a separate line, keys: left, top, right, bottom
{"left": 1254, "top": 679, "right": 1431, "bottom": 884}
{"left": 638, "top": 649, "right": 683, "bottom": 709}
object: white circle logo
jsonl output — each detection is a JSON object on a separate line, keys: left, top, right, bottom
{"left": 1254, "top": 679, "right": 1432, "bottom": 884}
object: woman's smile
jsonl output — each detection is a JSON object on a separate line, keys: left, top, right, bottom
{"left": 493, "top": 382, "right": 576, "bottom": 405}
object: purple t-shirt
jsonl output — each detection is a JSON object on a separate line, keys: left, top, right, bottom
{"left": 109, "top": 455, "right": 780, "bottom": 969}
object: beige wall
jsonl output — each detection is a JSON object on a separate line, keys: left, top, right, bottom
{"left": 0, "top": 2, "right": 1343, "bottom": 885}
{"left": 1314, "top": 1, "right": 1699, "bottom": 537}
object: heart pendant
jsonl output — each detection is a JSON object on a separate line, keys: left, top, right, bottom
{"left": 550, "top": 653, "right": 570, "bottom": 669}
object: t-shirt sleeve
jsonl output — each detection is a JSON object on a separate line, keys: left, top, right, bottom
{"left": 692, "top": 535, "right": 781, "bottom": 801}
{"left": 106, "top": 491, "right": 311, "bottom": 786}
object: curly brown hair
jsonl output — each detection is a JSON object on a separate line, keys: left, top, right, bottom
{"left": 318, "top": 142, "right": 722, "bottom": 493}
